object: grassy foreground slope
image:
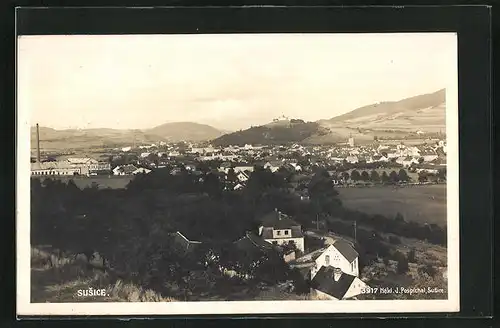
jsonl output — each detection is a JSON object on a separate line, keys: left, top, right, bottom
{"left": 31, "top": 247, "right": 176, "bottom": 303}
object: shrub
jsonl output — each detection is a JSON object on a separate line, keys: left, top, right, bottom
{"left": 407, "top": 248, "right": 417, "bottom": 263}
{"left": 418, "top": 264, "right": 438, "bottom": 278}
{"left": 396, "top": 254, "right": 409, "bottom": 274}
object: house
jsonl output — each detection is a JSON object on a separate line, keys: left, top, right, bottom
{"left": 372, "top": 154, "right": 389, "bottom": 162}
{"left": 132, "top": 167, "right": 152, "bottom": 175}
{"left": 257, "top": 209, "right": 305, "bottom": 252}
{"left": 310, "top": 266, "right": 368, "bottom": 300}
{"left": 31, "top": 161, "right": 81, "bottom": 176}
{"left": 286, "top": 162, "right": 302, "bottom": 172}
{"left": 183, "top": 164, "right": 196, "bottom": 171}
{"left": 224, "top": 232, "right": 284, "bottom": 279}
{"left": 113, "top": 164, "right": 138, "bottom": 175}
{"left": 218, "top": 162, "right": 233, "bottom": 173}
{"left": 234, "top": 231, "right": 280, "bottom": 257}
{"left": 263, "top": 161, "right": 282, "bottom": 172}
{"left": 345, "top": 155, "right": 359, "bottom": 164}
{"left": 386, "top": 151, "right": 399, "bottom": 159}
{"left": 233, "top": 166, "right": 254, "bottom": 173}
{"left": 398, "top": 156, "right": 419, "bottom": 168}
{"left": 291, "top": 240, "right": 360, "bottom": 280}
{"left": 236, "top": 171, "right": 250, "bottom": 183}
{"left": 89, "top": 162, "right": 111, "bottom": 172}
{"left": 67, "top": 158, "right": 98, "bottom": 165}
{"left": 170, "top": 167, "right": 183, "bottom": 175}
{"left": 423, "top": 154, "right": 439, "bottom": 162}
{"left": 233, "top": 183, "right": 245, "bottom": 191}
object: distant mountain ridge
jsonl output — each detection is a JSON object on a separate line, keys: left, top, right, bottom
{"left": 31, "top": 122, "right": 226, "bottom": 151}
{"left": 211, "top": 120, "right": 330, "bottom": 146}
{"left": 31, "top": 89, "right": 446, "bottom": 150}
{"left": 212, "top": 89, "right": 446, "bottom": 146}
{"left": 326, "top": 89, "right": 445, "bottom": 124}
{"left": 146, "top": 122, "right": 225, "bottom": 142}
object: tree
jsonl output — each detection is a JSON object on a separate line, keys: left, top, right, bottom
{"left": 203, "top": 173, "right": 223, "bottom": 198}
{"left": 437, "top": 168, "right": 447, "bottom": 181}
{"left": 308, "top": 169, "right": 342, "bottom": 216}
{"left": 197, "top": 161, "right": 211, "bottom": 175}
{"left": 418, "top": 173, "right": 428, "bottom": 183}
{"left": 351, "top": 170, "right": 361, "bottom": 181}
{"left": 398, "top": 169, "right": 410, "bottom": 182}
{"left": 389, "top": 171, "right": 399, "bottom": 183}
{"left": 395, "top": 212, "right": 405, "bottom": 222}
{"left": 407, "top": 248, "right": 417, "bottom": 263}
{"left": 395, "top": 252, "right": 409, "bottom": 274}
{"left": 341, "top": 172, "right": 350, "bottom": 182}
{"left": 418, "top": 264, "right": 438, "bottom": 278}
{"left": 361, "top": 171, "right": 370, "bottom": 181}
{"left": 226, "top": 168, "right": 238, "bottom": 184}
{"left": 381, "top": 171, "right": 389, "bottom": 183}
{"left": 370, "top": 170, "right": 380, "bottom": 183}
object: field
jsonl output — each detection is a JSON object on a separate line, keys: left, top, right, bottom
{"left": 34, "top": 176, "right": 134, "bottom": 190}
{"left": 338, "top": 184, "right": 447, "bottom": 226}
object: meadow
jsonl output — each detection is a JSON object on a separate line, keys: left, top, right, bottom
{"left": 338, "top": 184, "right": 447, "bottom": 226}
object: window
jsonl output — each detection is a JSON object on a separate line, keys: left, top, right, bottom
{"left": 284, "top": 230, "right": 289, "bottom": 235}
{"left": 325, "top": 255, "right": 330, "bottom": 266}
{"left": 276, "top": 230, "right": 281, "bottom": 236}
{"left": 351, "top": 262, "right": 354, "bottom": 272}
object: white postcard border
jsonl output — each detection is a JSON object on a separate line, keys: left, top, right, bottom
{"left": 16, "top": 32, "right": 460, "bottom": 316}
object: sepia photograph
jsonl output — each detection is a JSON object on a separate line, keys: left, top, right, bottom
{"left": 17, "top": 32, "right": 459, "bottom": 315}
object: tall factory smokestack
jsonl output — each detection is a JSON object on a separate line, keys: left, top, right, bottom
{"left": 36, "top": 123, "right": 41, "bottom": 163}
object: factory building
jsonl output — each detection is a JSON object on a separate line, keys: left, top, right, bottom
{"left": 31, "top": 124, "right": 110, "bottom": 176}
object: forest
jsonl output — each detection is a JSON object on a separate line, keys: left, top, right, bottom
{"left": 31, "top": 166, "right": 446, "bottom": 298}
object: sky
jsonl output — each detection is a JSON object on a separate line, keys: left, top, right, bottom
{"left": 18, "top": 33, "right": 456, "bottom": 131}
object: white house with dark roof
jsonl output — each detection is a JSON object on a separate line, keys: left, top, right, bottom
{"left": 290, "top": 240, "right": 360, "bottom": 279}
{"left": 310, "top": 266, "right": 368, "bottom": 300}
{"left": 257, "top": 209, "right": 305, "bottom": 252}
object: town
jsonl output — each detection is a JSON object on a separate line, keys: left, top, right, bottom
{"left": 30, "top": 123, "right": 448, "bottom": 302}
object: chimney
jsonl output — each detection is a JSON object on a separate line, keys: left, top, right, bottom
{"left": 36, "top": 123, "right": 41, "bottom": 163}
{"left": 333, "top": 267, "right": 342, "bottom": 282}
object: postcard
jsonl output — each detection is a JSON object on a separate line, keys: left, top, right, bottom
{"left": 16, "top": 32, "right": 459, "bottom": 316}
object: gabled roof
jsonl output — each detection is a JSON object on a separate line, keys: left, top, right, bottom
{"left": 67, "top": 158, "right": 97, "bottom": 164}
{"left": 332, "top": 240, "right": 359, "bottom": 263}
{"left": 292, "top": 246, "right": 329, "bottom": 265}
{"left": 122, "top": 164, "right": 139, "bottom": 174}
{"left": 170, "top": 231, "right": 202, "bottom": 254}
{"left": 32, "top": 161, "right": 74, "bottom": 170}
{"left": 311, "top": 266, "right": 356, "bottom": 299}
{"left": 259, "top": 210, "right": 301, "bottom": 229}
{"left": 233, "top": 232, "right": 279, "bottom": 255}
